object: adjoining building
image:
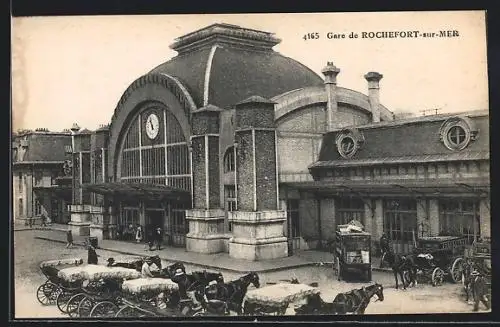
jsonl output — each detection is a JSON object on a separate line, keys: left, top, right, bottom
{"left": 18, "top": 23, "right": 489, "bottom": 260}
{"left": 12, "top": 128, "right": 73, "bottom": 225}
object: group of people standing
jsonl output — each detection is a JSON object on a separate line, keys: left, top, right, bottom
{"left": 133, "top": 225, "right": 164, "bottom": 251}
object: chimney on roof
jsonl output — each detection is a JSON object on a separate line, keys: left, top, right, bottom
{"left": 364, "top": 72, "right": 383, "bottom": 123}
{"left": 321, "top": 62, "right": 341, "bottom": 131}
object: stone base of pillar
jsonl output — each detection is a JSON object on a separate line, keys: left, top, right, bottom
{"left": 229, "top": 236, "right": 288, "bottom": 261}
{"left": 185, "top": 209, "right": 226, "bottom": 254}
{"left": 228, "top": 210, "right": 288, "bottom": 261}
{"left": 90, "top": 224, "right": 105, "bottom": 244}
{"left": 68, "top": 221, "right": 91, "bottom": 236}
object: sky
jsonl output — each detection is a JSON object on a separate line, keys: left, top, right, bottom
{"left": 11, "top": 11, "right": 488, "bottom": 132}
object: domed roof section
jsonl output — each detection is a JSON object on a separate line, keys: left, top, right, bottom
{"left": 149, "top": 23, "right": 324, "bottom": 109}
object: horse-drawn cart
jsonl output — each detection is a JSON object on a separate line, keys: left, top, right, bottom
{"left": 469, "top": 240, "right": 491, "bottom": 288}
{"left": 333, "top": 224, "right": 372, "bottom": 282}
{"left": 242, "top": 282, "right": 320, "bottom": 316}
{"left": 37, "top": 258, "right": 85, "bottom": 307}
{"left": 113, "top": 277, "right": 201, "bottom": 317}
{"left": 58, "top": 265, "right": 141, "bottom": 317}
{"left": 408, "top": 236, "right": 467, "bottom": 286}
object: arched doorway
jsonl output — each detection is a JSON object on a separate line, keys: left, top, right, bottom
{"left": 115, "top": 102, "right": 191, "bottom": 246}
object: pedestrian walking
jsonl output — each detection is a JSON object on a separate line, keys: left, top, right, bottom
{"left": 66, "top": 229, "right": 74, "bottom": 248}
{"left": 28, "top": 217, "right": 33, "bottom": 228}
{"left": 87, "top": 243, "right": 99, "bottom": 265}
{"left": 379, "top": 233, "right": 391, "bottom": 268}
{"left": 40, "top": 212, "right": 47, "bottom": 227}
{"left": 155, "top": 227, "right": 163, "bottom": 251}
{"left": 135, "top": 225, "right": 143, "bottom": 243}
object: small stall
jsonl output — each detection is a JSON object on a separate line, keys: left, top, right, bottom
{"left": 333, "top": 221, "right": 372, "bottom": 282}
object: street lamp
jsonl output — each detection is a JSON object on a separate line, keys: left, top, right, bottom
{"left": 70, "top": 123, "right": 80, "bottom": 205}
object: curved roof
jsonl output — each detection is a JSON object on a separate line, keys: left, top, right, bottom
{"left": 149, "top": 45, "right": 325, "bottom": 109}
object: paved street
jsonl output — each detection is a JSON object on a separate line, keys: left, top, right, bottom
{"left": 14, "top": 229, "right": 486, "bottom": 318}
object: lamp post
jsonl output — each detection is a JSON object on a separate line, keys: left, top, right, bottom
{"left": 70, "top": 123, "right": 80, "bottom": 205}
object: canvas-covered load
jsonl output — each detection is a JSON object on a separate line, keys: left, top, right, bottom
{"left": 244, "top": 283, "right": 320, "bottom": 307}
{"left": 82, "top": 265, "right": 142, "bottom": 281}
{"left": 58, "top": 266, "right": 88, "bottom": 282}
{"left": 122, "top": 278, "right": 179, "bottom": 294}
{"left": 110, "top": 256, "right": 143, "bottom": 264}
{"left": 58, "top": 265, "right": 141, "bottom": 282}
{"left": 40, "top": 258, "right": 84, "bottom": 269}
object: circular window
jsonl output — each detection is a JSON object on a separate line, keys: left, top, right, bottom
{"left": 447, "top": 125, "right": 467, "bottom": 148}
{"left": 336, "top": 129, "right": 364, "bottom": 159}
{"left": 439, "top": 117, "right": 476, "bottom": 151}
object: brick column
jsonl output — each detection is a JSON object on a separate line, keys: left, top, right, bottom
{"left": 479, "top": 196, "right": 490, "bottom": 238}
{"left": 69, "top": 130, "right": 92, "bottom": 236}
{"left": 373, "top": 199, "right": 384, "bottom": 241}
{"left": 428, "top": 199, "right": 440, "bottom": 236}
{"left": 186, "top": 105, "right": 226, "bottom": 254}
{"left": 229, "top": 96, "right": 288, "bottom": 261}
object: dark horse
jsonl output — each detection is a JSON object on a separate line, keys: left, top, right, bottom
{"left": 381, "top": 251, "right": 417, "bottom": 290}
{"left": 207, "top": 272, "right": 260, "bottom": 314}
{"left": 295, "top": 283, "right": 384, "bottom": 315}
{"left": 171, "top": 270, "right": 224, "bottom": 299}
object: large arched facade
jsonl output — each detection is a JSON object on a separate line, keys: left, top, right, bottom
{"left": 107, "top": 74, "right": 196, "bottom": 247}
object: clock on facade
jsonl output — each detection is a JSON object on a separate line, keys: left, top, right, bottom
{"left": 145, "top": 113, "right": 160, "bottom": 139}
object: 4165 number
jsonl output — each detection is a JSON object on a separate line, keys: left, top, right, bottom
{"left": 303, "top": 33, "right": 320, "bottom": 40}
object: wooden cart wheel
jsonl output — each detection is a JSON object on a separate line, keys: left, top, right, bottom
{"left": 450, "top": 257, "right": 464, "bottom": 283}
{"left": 56, "top": 289, "right": 75, "bottom": 313}
{"left": 36, "top": 282, "right": 55, "bottom": 306}
{"left": 78, "top": 295, "right": 95, "bottom": 318}
{"left": 89, "top": 301, "right": 119, "bottom": 318}
{"left": 67, "top": 293, "right": 86, "bottom": 317}
{"left": 115, "top": 305, "right": 138, "bottom": 317}
{"left": 431, "top": 267, "right": 445, "bottom": 287}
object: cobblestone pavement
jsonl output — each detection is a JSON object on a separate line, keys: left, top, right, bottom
{"left": 13, "top": 230, "right": 488, "bottom": 318}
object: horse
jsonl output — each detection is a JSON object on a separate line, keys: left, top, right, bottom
{"left": 295, "top": 283, "right": 384, "bottom": 315}
{"left": 158, "top": 262, "right": 186, "bottom": 278}
{"left": 381, "top": 251, "right": 417, "bottom": 290}
{"left": 209, "top": 272, "right": 260, "bottom": 314}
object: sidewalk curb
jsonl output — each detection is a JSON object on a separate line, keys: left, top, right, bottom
{"left": 35, "top": 236, "right": 393, "bottom": 274}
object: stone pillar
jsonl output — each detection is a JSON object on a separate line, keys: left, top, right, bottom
{"left": 186, "top": 105, "right": 226, "bottom": 254}
{"left": 69, "top": 130, "right": 92, "bottom": 236}
{"left": 364, "top": 200, "right": 373, "bottom": 236}
{"left": 373, "top": 199, "right": 384, "bottom": 240}
{"left": 479, "top": 196, "right": 490, "bottom": 239}
{"left": 321, "top": 62, "right": 341, "bottom": 131}
{"left": 428, "top": 199, "right": 440, "bottom": 236}
{"left": 364, "top": 72, "right": 383, "bottom": 123}
{"left": 229, "top": 96, "right": 288, "bottom": 261}
{"left": 416, "top": 199, "right": 430, "bottom": 237}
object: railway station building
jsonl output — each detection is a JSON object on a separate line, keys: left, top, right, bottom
{"left": 15, "top": 23, "right": 490, "bottom": 260}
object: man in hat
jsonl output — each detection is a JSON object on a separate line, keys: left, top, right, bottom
{"left": 87, "top": 243, "right": 99, "bottom": 265}
{"left": 141, "top": 258, "right": 155, "bottom": 278}
{"left": 107, "top": 257, "right": 116, "bottom": 267}
{"left": 379, "top": 233, "right": 391, "bottom": 268}
{"left": 171, "top": 268, "right": 188, "bottom": 298}
{"left": 155, "top": 227, "right": 163, "bottom": 251}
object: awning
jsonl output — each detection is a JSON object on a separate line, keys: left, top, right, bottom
{"left": 309, "top": 151, "right": 490, "bottom": 169}
{"left": 285, "top": 178, "right": 490, "bottom": 197}
{"left": 33, "top": 185, "right": 72, "bottom": 201}
{"left": 82, "top": 182, "right": 191, "bottom": 201}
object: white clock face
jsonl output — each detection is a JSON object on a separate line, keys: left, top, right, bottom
{"left": 145, "top": 113, "right": 160, "bottom": 139}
